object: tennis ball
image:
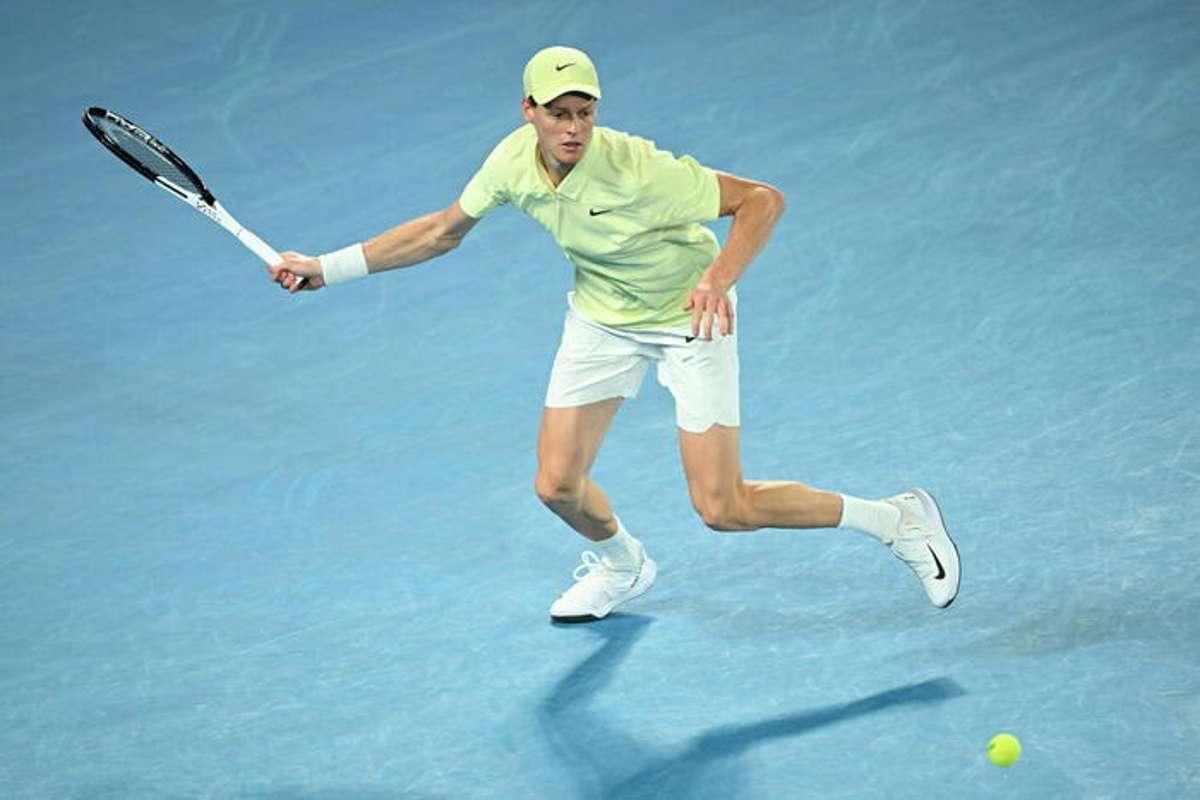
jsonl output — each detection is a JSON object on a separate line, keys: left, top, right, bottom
{"left": 988, "top": 733, "right": 1022, "bottom": 767}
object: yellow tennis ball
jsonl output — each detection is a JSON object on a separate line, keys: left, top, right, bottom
{"left": 988, "top": 733, "right": 1022, "bottom": 767}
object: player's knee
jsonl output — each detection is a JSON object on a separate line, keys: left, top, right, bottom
{"left": 692, "top": 492, "right": 751, "bottom": 532}
{"left": 534, "top": 469, "right": 584, "bottom": 510}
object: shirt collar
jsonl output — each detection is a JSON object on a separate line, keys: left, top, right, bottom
{"left": 531, "top": 127, "right": 599, "bottom": 201}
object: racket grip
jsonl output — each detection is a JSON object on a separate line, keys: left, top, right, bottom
{"left": 238, "top": 227, "right": 308, "bottom": 289}
{"left": 206, "top": 200, "right": 309, "bottom": 290}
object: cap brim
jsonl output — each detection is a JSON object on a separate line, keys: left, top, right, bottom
{"left": 531, "top": 82, "right": 602, "bottom": 104}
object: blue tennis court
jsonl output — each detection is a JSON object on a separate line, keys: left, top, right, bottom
{"left": 3, "top": 1, "right": 1197, "bottom": 797}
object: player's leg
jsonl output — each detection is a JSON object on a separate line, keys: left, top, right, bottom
{"left": 534, "top": 399, "right": 624, "bottom": 542}
{"left": 661, "top": 334, "right": 960, "bottom": 607}
{"left": 676, "top": 422, "right": 843, "bottom": 531}
{"left": 658, "top": 332, "right": 848, "bottom": 531}
{"left": 677, "top": 422, "right": 959, "bottom": 607}
{"left": 540, "top": 311, "right": 658, "bottom": 622}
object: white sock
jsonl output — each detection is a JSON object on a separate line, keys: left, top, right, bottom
{"left": 596, "top": 517, "right": 642, "bottom": 570}
{"left": 838, "top": 495, "right": 901, "bottom": 542}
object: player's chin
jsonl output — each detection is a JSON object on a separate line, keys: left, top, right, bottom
{"left": 558, "top": 143, "right": 586, "bottom": 161}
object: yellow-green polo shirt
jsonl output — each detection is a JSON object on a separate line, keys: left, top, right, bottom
{"left": 459, "top": 125, "right": 721, "bottom": 331}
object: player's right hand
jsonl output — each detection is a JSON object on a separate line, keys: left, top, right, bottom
{"left": 268, "top": 251, "right": 324, "bottom": 292}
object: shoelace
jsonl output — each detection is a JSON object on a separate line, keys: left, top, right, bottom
{"left": 886, "top": 496, "right": 937, "bottom": 577}
{"left": 571, "top": 551, "right": 638, "bottom": 588}
{"left": 572, "top": 551, "right": 605, "bottom": 581}
{"left": 895, "top": 494, "right": 928, "bottom": 538}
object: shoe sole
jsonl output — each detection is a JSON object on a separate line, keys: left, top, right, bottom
{"left": 551, "top": 557, "right": 658, "bottom": 624}
{"left": 911, "top": 488, "right": 961, "bottom": 608}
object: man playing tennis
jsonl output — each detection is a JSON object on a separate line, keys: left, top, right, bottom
{"left": 269, "top": 46, "right": 960, "bottom": 622}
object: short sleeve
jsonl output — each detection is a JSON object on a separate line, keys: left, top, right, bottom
{"left": 458, "top": 142, "right": 512, "bottom": 219}
{"left": 637, "top": 147, "right": 721, "bottom": 227}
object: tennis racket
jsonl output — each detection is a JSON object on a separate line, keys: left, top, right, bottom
{"left": 81, "top": 107, "right": 304, "bottom": 288}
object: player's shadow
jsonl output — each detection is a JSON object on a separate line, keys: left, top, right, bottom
{"left": 539, "top": 616, "right": 966, "bottom": 799}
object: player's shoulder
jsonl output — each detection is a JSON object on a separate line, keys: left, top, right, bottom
{"left": 589, "top": 127, "right": 666, "bottom": 185}
{"left": 498, "top": 123, "right": 539, "bottom": 150}
{"left": 478, "top": 124, "right": 537, "bottom": 169}
{"left": 595, "top": 127, "right": 701, "bottom": 172}
{"left": 593, "top": 126, "right": 661, "bottom": 162}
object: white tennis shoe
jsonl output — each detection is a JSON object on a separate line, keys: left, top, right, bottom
{"left": 884, "top": 489, "right": 961, "bottom": 608}
{"left": 550, "top": 550, "right": 657, "bottom": 623}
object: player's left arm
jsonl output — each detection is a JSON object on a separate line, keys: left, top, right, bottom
{"left": 685, "top": 171, "right": 786, "bottom": 339}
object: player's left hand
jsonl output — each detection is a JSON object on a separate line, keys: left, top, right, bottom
{"left": 684, "top": 278, "right": 734, "bottom": 340}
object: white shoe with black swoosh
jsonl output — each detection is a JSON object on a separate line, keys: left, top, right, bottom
{"left": 884, "top": 489, "right": 960, "bottom": 608}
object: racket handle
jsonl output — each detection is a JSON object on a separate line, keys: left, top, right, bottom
{"left": 237, "top": 225, "right": 308, "bottom": 290}
{"left": 208, "top": 201, "right": 308, "bottom": 290}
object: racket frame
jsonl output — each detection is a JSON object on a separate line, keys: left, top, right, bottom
{"left": 82, "top": 107, "right": 300, "bottom": 280}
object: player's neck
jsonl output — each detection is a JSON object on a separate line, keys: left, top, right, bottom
{"left": 537, "top": 147, "right": 574, "bottom": 187}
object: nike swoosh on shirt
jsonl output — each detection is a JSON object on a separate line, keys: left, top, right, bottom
{"left": 589, "top": 208, "right": 613, "bottom": 216}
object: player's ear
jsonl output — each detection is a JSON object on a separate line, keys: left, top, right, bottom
{"left": 521, "top": 96, "right": 537, "bottom": 123}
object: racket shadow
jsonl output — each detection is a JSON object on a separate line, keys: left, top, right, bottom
{"left": 538, "top": 617, "right": 966, "bottom": 799}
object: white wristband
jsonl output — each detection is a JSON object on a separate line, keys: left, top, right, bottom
{"left": 319, "top": 243, "right": 369, "bottom": 285}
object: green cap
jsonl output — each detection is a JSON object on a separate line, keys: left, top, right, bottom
{"left": 522, "top": 46, "right": 602, "bottom": 104}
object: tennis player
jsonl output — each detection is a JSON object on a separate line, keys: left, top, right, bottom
{"left": 269, "top": 46, "right": 960, "bottom": 622}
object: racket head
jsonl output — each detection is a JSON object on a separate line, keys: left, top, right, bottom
{"left": 82, "top": 107, "right": 214, "bottom": 204}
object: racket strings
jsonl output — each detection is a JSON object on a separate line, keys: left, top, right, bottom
{"left": 93, "top": 117, "right": 202, "bottom": 194}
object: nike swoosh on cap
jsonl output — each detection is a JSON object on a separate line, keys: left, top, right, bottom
{"left": 555, "top": 62, "right": 576, "bottom": 71}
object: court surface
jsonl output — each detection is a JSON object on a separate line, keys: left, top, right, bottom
{"left": 3, "top": 1, "right": 1198, "bottom": 797}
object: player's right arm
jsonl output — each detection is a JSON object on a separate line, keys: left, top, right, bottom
{"left": 269, "top": 201, "right": 479, "bottom": 292}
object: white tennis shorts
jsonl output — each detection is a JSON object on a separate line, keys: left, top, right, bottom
{"left": 544, "top": 306, "right": 740, "bottom": 433}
